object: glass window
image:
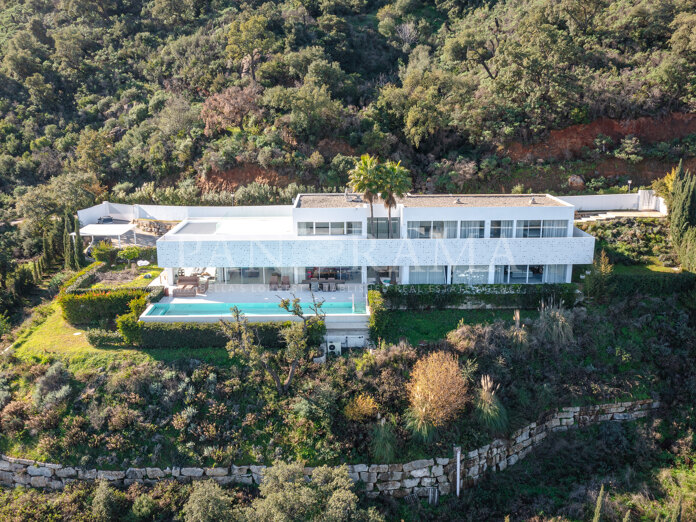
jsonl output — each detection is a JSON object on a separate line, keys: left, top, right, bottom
{"left": 516, "top": 220, "right": 542, "bottom": 238}
{"left": 346, "top": 222, "right": 362, "bottom": 236}
{"left": 409, "top": 266, "right": 447, "bottom": 284}
{"left": 314, "top": 222, "right": 330, "bottom": 235}
{"left": 369, "top": 218, "right": 400, "bottom": 238}
{"left": 490, "top": 220, "right": 513, "bottom": 238}
{"left": 510, "top": 265, "right": 529, "bottom": 284}
{"left": 452, "top": 265, "right": 489, "bottom": 284}
{"left": 407, "top": 221, "right": 430, "bottom": 239}
{"left": 542, "top": 220, "right": 568, "bottom": 238}
{"left": 544, "top": 264, "right": 567, "bottom": 283}
{"left": 298, "top": 222, "right": 313, "bottom": 236}
{"left": 460, "top": 220, "right": 485, "bottom": 238}
{"left": 330, "top": 222, "right": 345, "bottom": 235}
{"left": 367, "top": 266, "right": 399, "bottom": 284}
{"left": 528, "top": 265, "right": 544, "bottom": 284}
{"left": 494, "top": 265, "right": 509, "bottom": 284}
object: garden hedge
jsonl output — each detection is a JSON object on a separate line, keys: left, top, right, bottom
{"left": 59, "top": 289, "right": 149, "bottom": 325}
{"left": 607, "top": 272, "right": 696, "bottom": 297}
{"left": 59, "top": 262, "right": 105, "bottom": 295}
{"left": 137, "top": 321, "right": 293, "bottom": 349}
{"left": 369, "top": 283, "right": 579, "bottom": 311}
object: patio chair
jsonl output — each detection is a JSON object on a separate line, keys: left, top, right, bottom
{"left": 280, "top": 276, "right": 290, "bottom": 290}
{"left": 269, "top": 275, "right": 279, "bottom": 291}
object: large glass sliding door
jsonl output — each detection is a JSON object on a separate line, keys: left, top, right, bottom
{"left": 303, "top": 267, "right": 362, "bottom": 283}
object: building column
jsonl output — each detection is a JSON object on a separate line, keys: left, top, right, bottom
{"left": 565, "top": 264, "right": 572, "bottom": 283}
{"left": 163, "top": 267, "right": 174, "bottom": 286}
{"left": 487, "top": 264, "right": 495, "bottom": 284}
{"left": 401, "top": 265, "right": 409, "bottom": 284}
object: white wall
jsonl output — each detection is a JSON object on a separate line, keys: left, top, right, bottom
{"left": 77, "top": 202, "right": 109, "bottom": 226}
{"left": 558, "top": 190, "right": 667, "bottom": 212}
{"left": 136, "top": 204, "right": 291, "bottom": 221}
{"left": 157, "top": 235, "right": 595, "bottom": 269}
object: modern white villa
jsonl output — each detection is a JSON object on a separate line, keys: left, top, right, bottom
{"left": 125, "top": 193, "right": 595, "bottom": 329}
{"left": 156, "top": 193, "right": 594, "bottom": 286}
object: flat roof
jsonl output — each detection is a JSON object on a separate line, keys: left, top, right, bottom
{"left": 295, "top": 193, "right": 567, "bottom": 208}
{"left": 79, "top": 224, "right": 136, "bottom": 236}
{"left": 165, "top": 216, "right": 294, "bottom": 240}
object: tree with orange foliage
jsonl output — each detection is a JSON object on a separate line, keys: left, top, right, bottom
{"left": 406, "top": 351, "right": 468, "bottom": 436}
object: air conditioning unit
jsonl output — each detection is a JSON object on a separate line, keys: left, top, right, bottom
{"left": 326, "top": 341, "right": 342, "bottom": 357}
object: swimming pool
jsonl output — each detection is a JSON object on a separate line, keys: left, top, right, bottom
{"left": 145, "top": 301, "right": 367, "bottom": 317}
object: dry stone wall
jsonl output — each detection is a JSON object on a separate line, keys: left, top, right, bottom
{"left": 0, "top": 399, "right": 660, "bottom": 497}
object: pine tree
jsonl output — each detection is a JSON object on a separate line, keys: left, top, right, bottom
{"left": 73, "top": 216, "right": 85, "bottom": 268}
{"left": 63, "top": 217, "right": 77, "bottom": 271}
{"left": 669, "top": 160, "right": 696, "bottom": 247}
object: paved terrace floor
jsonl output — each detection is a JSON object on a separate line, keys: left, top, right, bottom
{"left": 161, "top": 284, "right": 367, "bottom": 308}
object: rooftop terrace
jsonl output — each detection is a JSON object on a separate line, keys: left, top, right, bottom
{"left": 295, "top": 193, "right": 568, "bottom": 208}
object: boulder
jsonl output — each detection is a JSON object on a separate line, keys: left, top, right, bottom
{"left": 56, "top": 467, "right": 77, "bottom": 478}
{"left": 205, "top": 467, "right": 228, "bottom": 477}
{"left": 568, "top": 175, "right": 585, "bottom": 189}
{"left": 30, "top": 476, "right": 49, "bottom": 488}
{"left": 97, "top": 471, "right": 125, "bottom": 481}
{"left": 402, "top": 459, "right": 434, "bottom": 472}
{"left": 181, "top": 468, "right": 204, "bottom": 478}
{"left": 27, "top": 466, "right": 52, "bottom": 477}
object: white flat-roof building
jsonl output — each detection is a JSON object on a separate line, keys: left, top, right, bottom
{"left": 156, "top": 193, "right": 595, "bottom": 288}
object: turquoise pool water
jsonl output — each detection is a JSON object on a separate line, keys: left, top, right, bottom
{"left": 146, "top": 301, "right": 367, "bottom": 317}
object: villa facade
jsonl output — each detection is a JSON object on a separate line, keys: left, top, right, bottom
{"left": 155, "top": 193, "right": 595, "bottom": 290}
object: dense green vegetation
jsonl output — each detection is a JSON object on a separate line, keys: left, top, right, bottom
{"left": 2, "top": 0, "right": 696, "bottom": 233}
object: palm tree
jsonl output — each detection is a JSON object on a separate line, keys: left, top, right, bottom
{"left": 379, "top": 160, "right": 411, "bottom": 238}
{"left": 349, "top": 154, "right": 380, "bottom": 237}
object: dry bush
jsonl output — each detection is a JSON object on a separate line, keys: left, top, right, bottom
{"left": 343, "top": 393, "right": 378, "bottom": 422}
{"left": 373, "top": 341, "right": 417, "bottom": 370}
{"left": 0, "top": 400, "right": 29, "bottom": 434}
{"left": 446, "top": 321, "right": 510, "bottom": 356}
{"left": 407, "top": 351, "right": 468, "bottom": 430}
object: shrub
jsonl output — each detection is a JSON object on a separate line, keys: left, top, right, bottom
{"left": 475, "top": 375, "right": 508, "bottom": 434}
{"left": 182, "top": 480, "right": 234, "bottom": 522}
{"left": 34, "top": 362, "right": 72, "bottom": 411}
{"left": 132, "top": 494, "right": 157, "bottom": 520}
{"left": 584, "top": 250, "right": 614, "bottom": 301}
{"left": 406, "top": 351, "right": 468, "bottom": 432}
{"left": 91, "top": 481, "right": 125, "bottom": 522}
{"left": 86, "top": 328, "right": 124, "bottom": 347}
{"left": 367, "top": 289, "right": 388, "bottom": 342}
{"left": 343, "top": 393, "right": 378, "bottom": 422}
{"left": 535, "top": 300, "right": 574, "bottom": 348}
{"left": 58, "top": 289, "right": 147, "bottom": 325}
{"left": 370, "top": 420, "right": 396, "bottom": 463}
{"left": 59, "top": 261, "right": 105, "bottom": 294}
{"left": 371, "top": 283, "right": 578, "bottom": 311}
{"left": 138, "top": 321, "right": 290, "bottom": 349}
{"left": 116, "top": 313, "right": 142, "bottom": 345}
{"left": 92, "top": 241, "right": 118, "bottom": 266}
{"left": 119, "top": 246, "right": 157, "bottom": 263}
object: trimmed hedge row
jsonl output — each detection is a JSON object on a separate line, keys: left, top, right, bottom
{"left": 59, "top": 289, "right": 148, "bottom": 325}
{"left": 607, "top": 272, "right": 696, "bottom": 297}
{"left": 369, "top": 283, "right": 579, "bottom": 311}
{"left": 59, "top": 262, "right": 105, "bottom": 295}
{"left": 137, "top": 321, "right": 294, "bottom": 349}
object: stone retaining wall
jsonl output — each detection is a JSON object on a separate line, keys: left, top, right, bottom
{"left": 0, "top": 399, "right": 660, "bottom": 497}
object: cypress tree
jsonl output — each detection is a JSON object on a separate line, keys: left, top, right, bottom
{"left": 32, "top": 261, "right": 40, "bottom": 283}
{"left": 41, "top": 234, "right": 52, "bottom": 266}
{"left": 73, "top": 216, "right": 85, "bottom": 268}
{"left": 63, "top": 217, "right": 77, "bottom": 270}
{"left": 670, "top": 160, "right": 696, "bottom": 247}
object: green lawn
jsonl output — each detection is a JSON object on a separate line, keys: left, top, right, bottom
{"left": 612, "top": 257, "right": 679, "bottom": 274}
{"left": 10, "top": 304, "right": 231, "bottom": 374}
{"left": 382, "top": 308, "right": 539, "bottom": 345}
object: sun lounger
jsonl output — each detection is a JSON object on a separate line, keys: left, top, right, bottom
{"left": 281, "top": 276, "right": 290, "bottom": 290}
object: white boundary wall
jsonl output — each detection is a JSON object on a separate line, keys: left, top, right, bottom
{"left": 559, "top": 190, "right": 667, "bottom": 213}
{"left": 78, "top": 202, "right": 291, "bottom": 225}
